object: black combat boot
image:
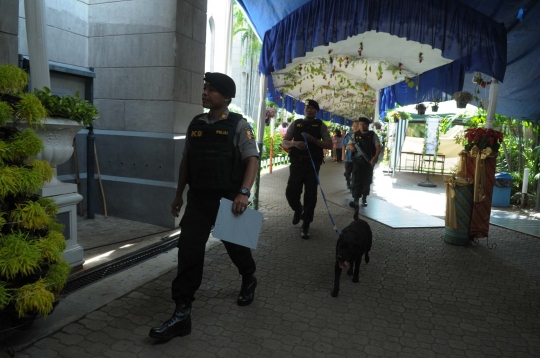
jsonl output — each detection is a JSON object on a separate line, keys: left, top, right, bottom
{"left": 149, "top": 302, "right": 191, "bottom": 340}
{"left": 300, "top": 225, "right": 310, "bottom": 239}
{"left": 292, "top": 206, "right": 303, "bottom": 225}
{"left": 237, "top": 276, "right": 257, "bottom": 306}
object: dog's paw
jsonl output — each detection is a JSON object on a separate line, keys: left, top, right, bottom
{"left": 330, "top": 289, "right": 339, "bottom": 297}
{"left": 352, "top": 276, "right": 359, "bottom": 283}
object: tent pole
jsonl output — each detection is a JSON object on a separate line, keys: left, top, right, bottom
{"left": 253, "top": 74, "right": 268, "bottom": 210}
{"left": 485, "top": 79, "right": 499, "bottom": 129}
{"left": 375, "top": 90, "right": 381, "bottom": 123}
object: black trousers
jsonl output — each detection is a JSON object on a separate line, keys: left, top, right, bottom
{"left": 285, "top": 157, "right": 321, "bottom": 225}
{"left": 335, "top": 148, "right": 343, "bottom": 162}
{"left": 172, "top": 189, "right": 256, "bottom": 303}
{"left": 351, "top": 158, "right": 373, "bottom": 199}
{"left": 344, "top": 161, "right": 353, "bottom": 186}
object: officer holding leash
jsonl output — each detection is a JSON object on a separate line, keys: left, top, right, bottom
{"left": 150, "top": 73, "right": 258, "bottom": 341}
{"left": 282, "top": 99, "right": 333, "bottom": 239}
{"left": 347, "top": 117, "right": 381, "bottom": 208}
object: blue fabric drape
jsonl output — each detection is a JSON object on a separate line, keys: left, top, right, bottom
{"left": 379, "top": 61, "right": 465, "bottom": 118}
{"left": 259, "top": 0, "right": 507, "bottom": 81}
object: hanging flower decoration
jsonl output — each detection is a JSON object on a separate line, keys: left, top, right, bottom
{"left": 472, "top": 72, "right": 492, "bottom": 88}
{"left": 418, "top": 52, "right": 424, "bottom": 63}
{"left": 463, "top": 128, "right": 503, "bottom": 152}
{"left": 397, "top": 62, "right": 403, "bottom": 74}
{"left": 358, "top": 42, "right": 363, "bottom": 56}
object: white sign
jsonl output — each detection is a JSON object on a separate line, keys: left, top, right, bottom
{"left": 425, "top": 117, "right": 440, "bottom": 155}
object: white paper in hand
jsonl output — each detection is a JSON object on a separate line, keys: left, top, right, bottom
{"left": 212, "top": 198, "right": 263, "bottom": 249}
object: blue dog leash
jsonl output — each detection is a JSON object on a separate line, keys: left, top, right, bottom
{"left": 302, "top": 133, "right": 342, "bottom": 238}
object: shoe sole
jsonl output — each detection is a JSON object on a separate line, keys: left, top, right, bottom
{"left": 149, "top": 328, "right": 191, "bottom": 340}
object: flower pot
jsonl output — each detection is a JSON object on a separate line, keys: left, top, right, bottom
{"left": 18, "top": 118, "right": 84, "bottom": 185}
{"left": 456, "top": 100, "right": 468, "bottom": 109}
{"left": 431, "top": 105, "right": 439, "bottom": 112}
{"left": 417, "top": 108, "right": 426, "bottom": 115}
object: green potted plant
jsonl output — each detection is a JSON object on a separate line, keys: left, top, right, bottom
{"left": 415, "top": 103, "right": 427, "bottom": 115}
{"left": 431, "top": 98, "right": 440, "bottom": 112}
{"left": 453, "top": 91, "right": 473, "bottom": 109}
{"left": 0, "top": 64, "right": 71, "bottom": 330}
{"left": 16, "top": 85, "right": 99, "bottom": 185}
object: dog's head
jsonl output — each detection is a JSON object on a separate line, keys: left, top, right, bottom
{"left": 336, "top": 233, "right": 360, "bottom": 269}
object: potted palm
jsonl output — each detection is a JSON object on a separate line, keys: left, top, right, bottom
{"left": 431, "top": 98, "right": 440, "bottom": 112}
{"left": 415, "top": 103, "right": 427, "bottom": 115}
{"left": 0, "top": 64, "right": 71, "bottom": 330}
{"left": 453, "top": 91, "right": 473, "bottom": 109}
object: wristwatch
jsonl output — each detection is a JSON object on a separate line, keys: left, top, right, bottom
{"left": 239, "top": 187, "right": 250, "bottom": 196}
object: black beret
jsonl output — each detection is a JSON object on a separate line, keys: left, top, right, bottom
{"left": 357, "top": 117, "right": 371, "bottom": 124}
{"left": 204, "top": 72, "right": 236, "bottom": 98}
{"left": 304, "top": 99, "right": 320, "bottom": 111}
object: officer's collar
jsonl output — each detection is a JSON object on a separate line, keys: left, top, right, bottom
{"left": 200, "top": 108, "right": 230, "bottom": 121}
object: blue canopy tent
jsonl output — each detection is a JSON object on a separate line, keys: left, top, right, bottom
{"left": 239, "top": 0, "right": 540, "bottom": 124}
{"left": 239, "top": 0, "right": 507, "bottom": 174}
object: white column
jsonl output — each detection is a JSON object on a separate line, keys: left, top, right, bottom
{"left": 374, "top": 90, "right": 381, "bottom": 122}
{"left": 24, "top": 0, "right": 51, "bottom": 92}
{"left": 256, "top": 74, "right": 268, "bottom": 147}
{"left": 225, "top": 0, "right": 234, "bottom": 76}
{"left": 485, "top": 79, "right": 499, "bottom": 129}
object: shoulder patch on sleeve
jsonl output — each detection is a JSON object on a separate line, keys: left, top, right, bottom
{"left": 244, "top": 126, "right": 254, "bottom": 140}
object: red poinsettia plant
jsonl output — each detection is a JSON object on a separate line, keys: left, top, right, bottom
{"left": 464, "top": 127, "right": 503, "bottom": 152}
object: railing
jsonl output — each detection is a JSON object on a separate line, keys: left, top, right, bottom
{"left": 260, "top": 155, "right": 290, "bottom": 169}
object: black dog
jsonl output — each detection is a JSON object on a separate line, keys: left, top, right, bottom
{"left": 331, "top": 218, "right": 372, "bottom": 297}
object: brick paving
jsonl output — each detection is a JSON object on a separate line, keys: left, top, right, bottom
{"left": 15, "top": 162, "right": 540, "bottom": 357}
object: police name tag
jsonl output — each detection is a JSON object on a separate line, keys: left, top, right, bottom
{"left": 213, "top": 199, "right": 263, "bottom": 249}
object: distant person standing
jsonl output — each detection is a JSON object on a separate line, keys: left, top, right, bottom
{"left": 342, "top": 120, "right": 360, "bottom": 189}
{"left": 347, "top": 117, "right": 381, "bottom": 208}
{"left": 281, "top": 99, "right": 333, "bottom": 239}
{"left": 333, "top": 129, "right": 344, "bottom": 163}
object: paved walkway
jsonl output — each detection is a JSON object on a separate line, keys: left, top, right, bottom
{"left": 10, "top": 161, "right": 540, "bottom": 357}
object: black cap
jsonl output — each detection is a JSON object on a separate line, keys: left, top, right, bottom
{"left": 358, "top": 117, "right": 370, "bottom": 124}
{"left": 304, "top": 99, "right": 320, "bottom": 111}
{"left": 204, "top": 72, "right": 236, "bottom": 98}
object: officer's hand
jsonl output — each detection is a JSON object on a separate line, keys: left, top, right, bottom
{"left": 295, "top": 141, "right": 307, "bottom": 150}
{"left": 303, "top": 132, "right": 316, "bottom": 144}
{"left": 171, "top": 196, "right": 183, "bottom": 217}
{"left": 233, "top": 194, "right": 249, "bottom": 215}
{"left": 371, "top": 157, "right": 378, "bottom": 165}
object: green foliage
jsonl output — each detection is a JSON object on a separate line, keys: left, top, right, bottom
{"left": 37, "top": 197, "right": 58, "bottom": 218}
{"left": 0, "top": 65, "right": 69, "bottom": 321}
{"left": 9, "top": 200, "right": 51, "bottom": 231}
{"left": 233, "top": 3, "right": 262, "bottom": 67}
{"left": 34, "top": 87, "right": 98, "bottom": 126}
{"left": 0, "top": 65, "right": 28, "bottom": 95}
{"left": 0, "top": 166, "right": 47, "bottom": 199}
{"left": 0, "top": 101, "right": 14, "bottom": 126}
{"left": 0, "top": 283, "right": 12, "bottom": 310}
{"left": 44, "top": 260, "right": 71, "bottom": 292}
{"left": 14, "top": 93, "right": 47, "bottom": 125}
{"left": 0, "top": 232, "right": 41, "bottom": 280}
{"left": 15, "top": 279, "right": 54, "bottom": 318}
{"left": 1, "top": 129, "right": 44, "bottom": 163}
{"left": 35, "top": 232, "right": 64, "bottom": 264}
{"left": 261, "top": 126, "right": 288, "bottom": 161}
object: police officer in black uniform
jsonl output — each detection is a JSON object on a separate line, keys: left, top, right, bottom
{"left": 282, "top": 100, "right": 333, "bottom": 239}
{"left": 150, "top": 73, "right": 259, "bottom": 341}
{"left": 347, "top": 117, "right": 381, "bottom": 208}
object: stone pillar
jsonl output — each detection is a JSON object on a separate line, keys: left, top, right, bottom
{"left": 0, "top": 0, "right": 19, "bottom": 65}
{"left": 24, "top": 0, "right": 51, "bottom": 91}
